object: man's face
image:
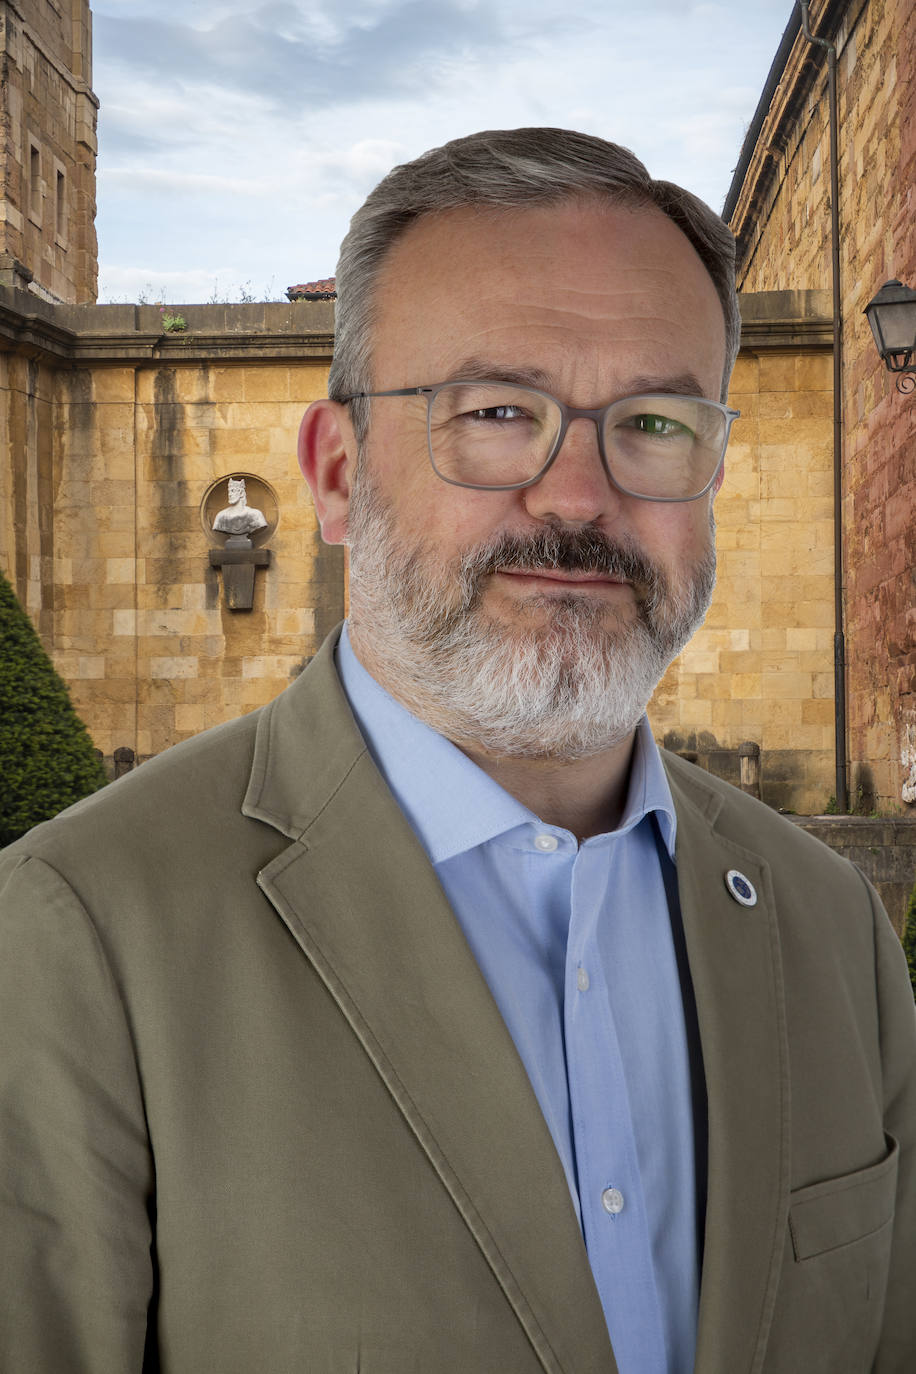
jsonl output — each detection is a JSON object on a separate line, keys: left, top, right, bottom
{"left": 331, "top": 198, "right": 728, "bottom": 758}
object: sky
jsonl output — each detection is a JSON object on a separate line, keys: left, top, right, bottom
{"left": 92, "top": 0, "right": 796, "bottom": 305}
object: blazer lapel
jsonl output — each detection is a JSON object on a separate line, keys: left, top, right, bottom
{"left": 243, "top": 636, "right": 615, "bottom": 1374}
{"left": 665, "top": 757, "right": 791, "bottom": 1374}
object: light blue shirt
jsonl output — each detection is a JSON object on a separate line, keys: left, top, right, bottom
{"left": 336, "top": 625, "right": 702, "bottom": 1374}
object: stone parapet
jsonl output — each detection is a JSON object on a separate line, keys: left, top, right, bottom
{"left": 0, "top": 288, "right": 336, "bottom": 362}
{"left": 787, "top": 814, "right": 916, "bottom": 936}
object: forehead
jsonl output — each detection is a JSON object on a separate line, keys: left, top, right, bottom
{"left": 369, "top": 198, "right": 727, "bottom": 398}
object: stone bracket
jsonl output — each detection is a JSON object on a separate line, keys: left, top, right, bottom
{"left": 209, "top": 541, "right": 271, "bottom": 610}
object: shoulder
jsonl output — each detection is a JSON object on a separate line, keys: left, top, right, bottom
{"left": 2, "top": 706, "right": 264, "bottom": 873}
{"left": 660, "top": 747, "right": 863, "bottom": 887}
{"left": 0, "top": 629, "right": 351, "bottom": 876}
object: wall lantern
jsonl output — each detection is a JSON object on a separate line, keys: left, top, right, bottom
{"left": 864, "top": 278, "right": 916, "bottom": 393}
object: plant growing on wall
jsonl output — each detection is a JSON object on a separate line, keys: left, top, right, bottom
{"left": 159, "top": 306, "right": 187, "bottom": 332}
{"left": 0, "top": 569, "right": 107, "bottom": 847}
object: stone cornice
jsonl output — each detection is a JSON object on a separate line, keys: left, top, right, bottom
{"left": 738, "top": 289, "right": 834, "bottom": 350}
{"left": 725, "top": 0, "right": 863, "bottom": 279}
{"left": 0, "top": 286, "right": 832, "bottom": 366}
{"left": 0, "top": 289, "right": 336, "bottom": 364}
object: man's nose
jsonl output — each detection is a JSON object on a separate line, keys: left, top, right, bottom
{"left": 521, "top": 417, "right": 618, "bottom": 526}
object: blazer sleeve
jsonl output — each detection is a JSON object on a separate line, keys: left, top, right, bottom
{"left": 0, "top": 852, "right": 155, "bottom": 1373}
{"left": 869, "top": 871, "right": 916, "bottom": 1374}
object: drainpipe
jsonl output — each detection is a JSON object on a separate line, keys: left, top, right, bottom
{"left": 799, "top": 0, "right": 847, "bottom": 813}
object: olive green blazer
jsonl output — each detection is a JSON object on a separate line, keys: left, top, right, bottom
{"left": 1, "top": 630, "right": 914, "bottom": 1373}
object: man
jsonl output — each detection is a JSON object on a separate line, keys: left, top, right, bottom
{"left": 1, "top": 128, "right": 913, "bottom": 1374}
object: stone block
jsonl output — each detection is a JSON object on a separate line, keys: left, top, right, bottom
{"left": 289, "top": 368, "right": 332, "bottom": 403}
{"left": 106, "top": 557, "right": 135, "bottom": 583}
{"left": 794, "top": 354, "right": 833, "bottom": 390}
{"left": 206, "top": 369, "right": 250, "bottom": 403}
{"left": 802, "top": 698, "right": 835, "bottom": 726}
{"left": 758, "top": 355, "right": 798, "bottom": 392}
{"left": 150, "top": 656, "right": 199, "bottom": 679}
{"left": 92, "top": 370, "right": 136, "bottom": 403}
{"left": 758, "top": 392, "right": 794, "bottom": 420}
{"left": 242, "top": 368, "right": 293, "bottom": 403}
{"left": 173, "top": 704, "right": 206, "bottom": 734}
{"left": 730, "top": 672, "right": 764, "bottom": 700}
{"left": 208, "top": 427, "right": 272, "bottom": 457}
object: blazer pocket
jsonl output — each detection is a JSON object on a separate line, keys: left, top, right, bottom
{"left": 789, "top": 1136, "right": 899, "bottom": 1261}
{"left": 761, "top": 1140, "right": 899, "bottom": 1373}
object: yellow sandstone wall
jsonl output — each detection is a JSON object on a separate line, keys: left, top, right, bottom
{"left": 0, "top": 350, "right": 57, "bottom": 628}
{"left": 2, "top": 290, "right": 839, "bottom": 811}
{"left": 0, "top": 297, "right": 342, "bottom": 767}
{"left": 727, "top": 0, "right": 916, "bottom": 811}
{"left": 650, "top": 295, "right": 836, "bottom": 814}
{"left": 51, "top": 359, "right": 338, "bottom": 760}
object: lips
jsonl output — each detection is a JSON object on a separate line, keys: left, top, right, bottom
{"left": 501, "top": 569, "right": 621, "bottom": 579}
{"left": 496, "top": 567, "right": 628, "bottom": 586}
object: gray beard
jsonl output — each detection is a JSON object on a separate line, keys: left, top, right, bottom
{"left": 346, "top": 470, "right": 716, "bottom": 760}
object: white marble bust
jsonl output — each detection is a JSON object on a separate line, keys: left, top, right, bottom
{"left": 212, "top": 477, "right": 268, "bottom": 537}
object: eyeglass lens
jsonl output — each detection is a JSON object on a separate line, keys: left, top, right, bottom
{"left": 427, "top": 382, "right": 728, "bottom": 498}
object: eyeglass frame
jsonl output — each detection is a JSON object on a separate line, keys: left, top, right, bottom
{"left": 340, "top": 381, "right": 740, "bottom": 503}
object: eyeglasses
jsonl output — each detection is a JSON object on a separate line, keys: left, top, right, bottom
{"left": 341, "top": 381, "right": 739, "bottom": 502}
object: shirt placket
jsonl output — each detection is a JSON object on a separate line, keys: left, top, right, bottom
{"left": 564, "top": 839, "right": 667, "bottom": 1374}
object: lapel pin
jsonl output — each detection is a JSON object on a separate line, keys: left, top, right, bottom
{"left": 725, "top": 869, "right": 757, "bottom": 907}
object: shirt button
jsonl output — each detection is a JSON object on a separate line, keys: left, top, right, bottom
{"left": 601, "top": 1187, "right": 625, "bottom": 1215}
{"left": 533, "top": 833, "right": 558, "bottom": 852}
{"left": 576, "top": 967, "right": 590, "bottom": 992}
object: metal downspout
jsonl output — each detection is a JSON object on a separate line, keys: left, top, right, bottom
{"left": 800, "top": 0, "right": 848, "bottom": 812}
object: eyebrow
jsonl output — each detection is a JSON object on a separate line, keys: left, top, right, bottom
{"left": 626, "top": 373, "right": 709, "bottom": 399}
{"left": 445, "top": 358, "right": 554, "bottom": 390}
{"left": 443, "top": 360, "right": 709, "bottom": 400}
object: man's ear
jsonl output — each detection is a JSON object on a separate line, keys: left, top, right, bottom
{"left": 713, "top": 462, "right": 726, "bottom": 495}
{"left": 298, "top": 400, "right": 358, "bottom": 545}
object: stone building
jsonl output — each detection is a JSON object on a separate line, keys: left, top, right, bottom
{"left": 2, "top": 0, "right": 911, "bottom": 825}
{"left": 0, "top": 0, "right": 98, "bottom": 304}
{"left": 0, "top": 0, "right": 344, "bottom": 763}
{"left": 725, "top": 0, "right": 916, "bottom": 813}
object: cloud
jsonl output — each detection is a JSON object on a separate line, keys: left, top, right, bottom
{"left": 93, "top": 0, "right": 514, "bottom": 114}
{"left": 92, "top": 0, "right": 796, "bottom": 301}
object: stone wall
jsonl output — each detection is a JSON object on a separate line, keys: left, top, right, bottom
{"left": 0, "top": 348, "right": 56, "bottom": 627}
{"left": 789, "top": 814, "right": 916, "bottom": 937}
{"left": 727, "top": 0, "right": 916, "bottom": 813}
{"left": 0, "top": 0, "right": 99, "bottom": 303}
{"left": 0, "top": 287, "right": 849, "bottom": 810}
{"left": 0, "top": 294, "right": 344, "bottom": 764}
{"left": 650, "top": 291, "right": 837, "bottom": 814}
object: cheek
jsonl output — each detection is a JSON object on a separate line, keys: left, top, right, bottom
{"left": 371, "top": 428, "right": 521, "bottom": 552}
{"left": 631, "top": 501, "right": 714, "bottom": 568}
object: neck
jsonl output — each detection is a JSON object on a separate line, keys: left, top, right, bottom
{"left": 348, "top": 624, "right": 637, "bottom": 841}
{"left": 458, "top": 737, "right": 636, "bottom": 841}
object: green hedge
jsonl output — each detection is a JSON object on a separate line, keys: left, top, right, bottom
{"left": 0, "top": 569, "right": 107, "bottom": 846}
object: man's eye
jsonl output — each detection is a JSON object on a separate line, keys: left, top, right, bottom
{"left": 629, "top": 413, "right": 693, "bottom": 438}
{"left": 466, "top": 405, "right": 528, "bottom": 422}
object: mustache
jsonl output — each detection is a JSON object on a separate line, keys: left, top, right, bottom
{"left": 459, "top": 525, "right": 664, "bottom": 600}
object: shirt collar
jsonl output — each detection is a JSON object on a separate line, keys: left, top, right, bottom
{"left": 335, "top": 622, "right": 677, "bottom": 863}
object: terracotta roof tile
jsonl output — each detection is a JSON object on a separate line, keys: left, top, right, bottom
{"left": 286, "top": 278, "right": 336, "bottom": 301}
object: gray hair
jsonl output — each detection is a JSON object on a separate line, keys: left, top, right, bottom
{"left": 328, "top": 127, "right": 741, "bottom": 440}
